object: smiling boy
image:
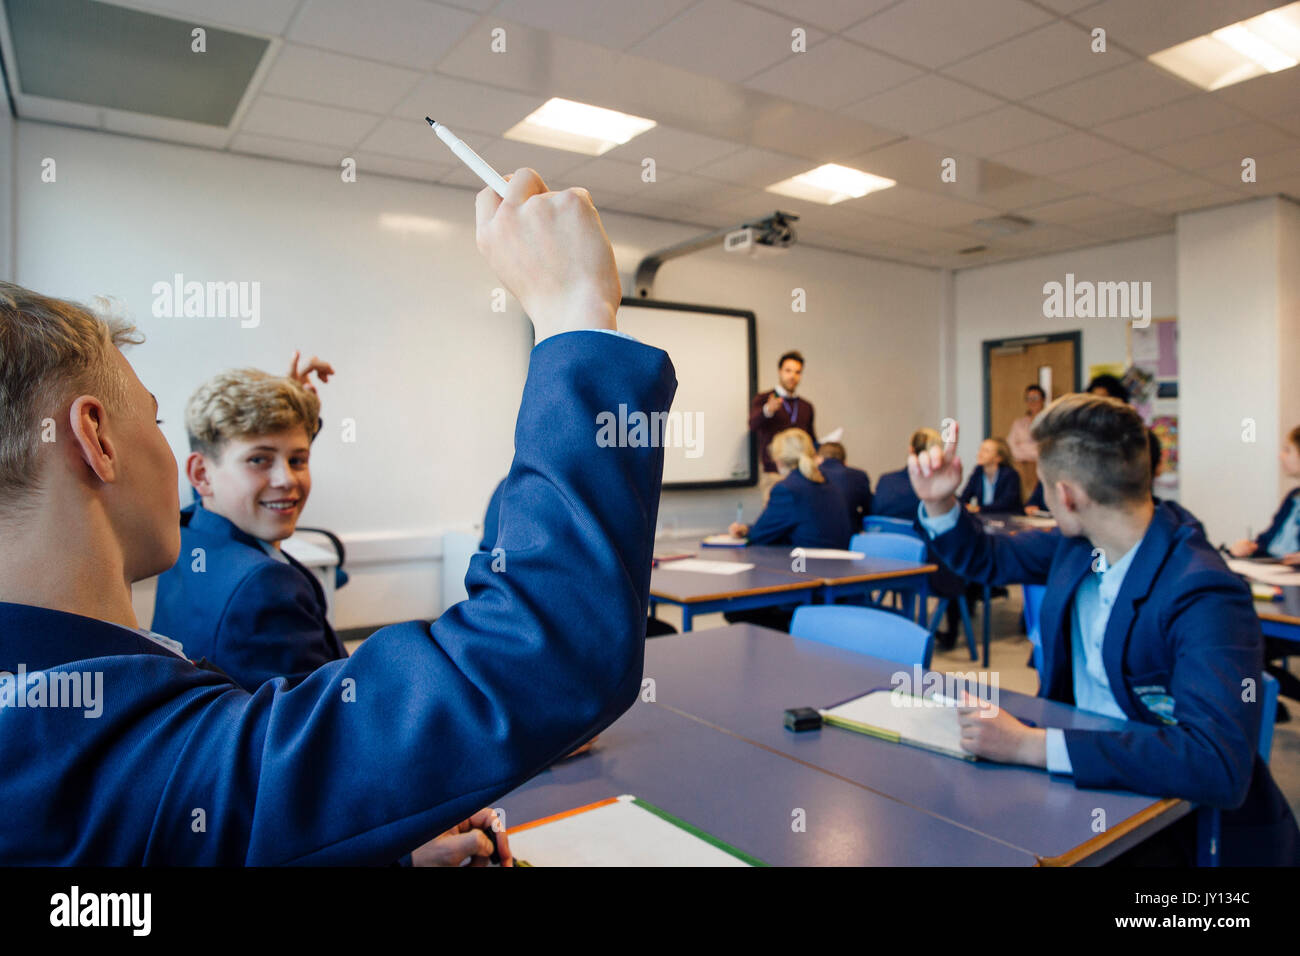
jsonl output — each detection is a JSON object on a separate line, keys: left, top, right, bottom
{"left": 151, "top": 361, "right": 345, "bottom": 691}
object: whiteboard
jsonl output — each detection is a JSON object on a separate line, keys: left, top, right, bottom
{"left": 615, "top": 299, "right": 756, "bottom": 488}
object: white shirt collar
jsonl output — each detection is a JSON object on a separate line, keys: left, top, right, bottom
{"left": 774, "top": 383, "right": 796, "bottom": 398}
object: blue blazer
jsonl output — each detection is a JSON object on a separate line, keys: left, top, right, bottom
{"left": 152, "top": 504, "right": 347, "bottom": 691}
{"left": 0, "top": 332, "right": 676, "bottom": 864}
{"left": 747, "top": 470, "right": 852, "bottom": 549}
{"left": 916, "top": 502, "right": 1300, "bottom": 865}
{"left": 1255, "top": 487, "right": 1300, "bottom": 553}
{"left": 819, "top": 458, "right": 871, "bottom": 529}
{"left": 871, "top": 468, "right": 919, "bottom": 520}
{"left": 959, "top": 464, "right": 1022, "bottom": 513}
{"left": 479, "top": 479, "right": 505, "bottom": 552}
{"left": 1024, "top": 480, "right": 1046, "bottom": 512}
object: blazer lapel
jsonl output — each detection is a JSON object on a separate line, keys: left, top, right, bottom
{"left": 1039, "top": 543, "right": 1094, "bottom": 701}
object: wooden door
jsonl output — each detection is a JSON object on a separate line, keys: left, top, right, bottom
{"left": 987, "top": 337, "right": 1077, "bottom": 501}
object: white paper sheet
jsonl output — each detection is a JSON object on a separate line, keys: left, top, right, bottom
{"left": 1227, "top": 558, "right": 1300, "bottom": 586}
{"left": 662, "top": 558, "right": 755, "bottom": 575}
{"left": 792, "top": 548, "right": 866, "bottom": 560}
{"left": 508, "top": 795, "right": 753, "bottom": 867}
{"left": 822, "top": 690, "right": 971, "bottom": 760}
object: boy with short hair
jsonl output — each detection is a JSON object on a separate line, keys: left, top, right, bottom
{"left": 908, "top": 395, "right": 1299, "bottom": 865}
{"left": 152, "top": 364, "right": 345, "bottom": 691}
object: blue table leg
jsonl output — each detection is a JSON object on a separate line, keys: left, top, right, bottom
{"left": 983, "top": 582, "right": 991, "bottom": 667}
{"left": 681, "top": 605, "right": 693, "bottom": 632}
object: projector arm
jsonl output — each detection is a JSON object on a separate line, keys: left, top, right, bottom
{"left": 632, "top": 211, "right": 798, "bottom": 298}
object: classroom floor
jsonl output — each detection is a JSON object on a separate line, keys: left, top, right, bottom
{"left": 645, "top": 592, "right": 1300, "bottom": 823}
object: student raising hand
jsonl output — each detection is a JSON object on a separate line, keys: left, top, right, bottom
{"left": 474, "top": 168, "right": 620, "bottom": 343}
{"left": 410, "top": 807, "right": 513, "bottom": 867}
{"left": 287, "top": 350, "right": 335, "bottom": 395}
{"left": 907, "top": 421, "right": 964, "bottom": 513}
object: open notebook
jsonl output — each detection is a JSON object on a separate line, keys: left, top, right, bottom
{"left": 820, "top": 690, "right": 975, "bottom": 761}
{"left": 507, "top": 795, "right": 763, "bottom": 866}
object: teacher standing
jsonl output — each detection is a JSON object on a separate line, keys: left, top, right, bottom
{"left": 749, "top": 350, "right": 816, "bottom": 501}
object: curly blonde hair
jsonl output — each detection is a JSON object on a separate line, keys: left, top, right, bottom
{"left": 186, "top": 369, "right": 320, "bottom": 459}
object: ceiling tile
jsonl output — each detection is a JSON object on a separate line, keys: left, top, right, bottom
{"left": 102, "top": 107, "right": 230, "bottom": 148}
{"left": 1149, "top": 122, "right": 1299, "bottom": 171}
{"left": 1078, "top": 0, "right": 1282, "bottom": 56}
{"left": 993, "top": 130, "right": 1127, "bottom": 174}
{"left": 942, "top": 21, "right": 1131, "bottom": 100}
{"left": 122, "top": 0, "right": 299, "bottom": 35}
{"left": 1144, "top": 190, "right": 1246, "bottom": 215}
{"left": 1104, "top": 172, "right": 1221, "bottom": 205}
{"left": 628, "top": 0, "right": 824, "bottom": 83}
{"left": 238, "top": 95, "right": 382, "bottom": 148}
{"left": 924, "top": 105, "right": 1070, "bottom": 155}
{"left": 605, "top": 126, "right": 745, "bottom": 171}
{"left": 844, "top": 184, "right": 999, "bottom": 228}
{"left": 489, "top": 0, "right": 695, "bottom": 49}
{"left": 14, "top": 91, "right": 103, "bottom": 127}
{"left": 1052, "top": 153, "right": 1171, "bottom": 190}
{"left": 353, "top": 151, "right": 454, "bottom": 182}
{"left": 1018, "top": 195, "right": 1137, "bottom": 224}
{"left": 1022, "top": 61, "right": 1196, "bottom": 127}
{"left": 395, "top": 75, "right": 544, "bottom": 138}
{"left": 744, "top": 103, "right": 902, "bottom": 160}
{"left": 288, "top": 0, "right": 478, "bottom": 69}
{"left": 846, "top": 0, "right": 1053, "bottom": 69}
{"left": 840, "top": 73, "right": 1003, "bottom": 136}
{"left": 1093, "top": 97, "right": 1249, "bottom": 150}
{"left": 473, "top": 137, "right": 592, "bottom": 180}
{"left": 560, "top": 158, "right": 656, "bottom": 196}
{"left": 743, "top": 37, "right": 922, "bottom": 109}
{"left": 1210, "top": 67, "right": 1300, "bottom": 120}
{"left": 261, "top": 45, "right": 422, "bottom": 115}
{"left": 359, "top": 116, "right": 491, "bottom": 160}
{"left": 1032, "top": 0, "right": 1096, "bottom": 11}
{"left": 1072, "top": 209, "right": 1174, "bottom": 240}
{"left": 848, "top": 137, "right": 979, "bottom": 188}
{"left": 692, "top": 146, "right": 814, "bottom": 188}
{"left": 229, "top": 132, "right": 346, "bottom": 167}
{"left": 744, "top": 0, "right": 895, "bottom": 32}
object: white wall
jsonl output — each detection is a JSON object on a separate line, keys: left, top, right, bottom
{"left": 1177, "top": 197, "right": 1300, "bottom": 543}
{"left": 952, "top": 235, "right": 1178, "bottom": 469}
{"left": 0, "top": 104, "right": 12, "bottom": 278}
{"left": 14, "top": 120, "right": 943, "bottom": 628}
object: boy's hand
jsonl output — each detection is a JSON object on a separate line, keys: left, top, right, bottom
{"left": 410, "top": 807, "right": 513, "bottom": 867}
{"left": 474, "top": 168, "right": 621, "bottom": 342}
{"left": 287, "top": 351, "right": 335, "bottom": 395}
{"left": 907, "top": 421, "right": 963, "bottom": 517}
{"left": 1229, "top": 539, "right": 1258, "bottom": 557}
{"left": 955, "top": 691, "right": 1046, "bottom": 767}
{"left": 728, "top": 522, "right": 748, "bottom": 538}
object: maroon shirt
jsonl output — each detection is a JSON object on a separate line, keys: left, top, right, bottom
{"left": 748, "top": 390, "right": 816, "bottom": 473}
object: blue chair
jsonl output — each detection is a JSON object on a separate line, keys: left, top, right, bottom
{"left": 1023, "top": 584, "right": 1047, "bottom": 677}
{"left": 862, "top": 515, "right": 918, "bottom": 536}
{"left": 790, "top": 605, "right": 932, "bottom": 669}
{"left": 1197, "top": 671, "right": 1278, "bottom": 867}
{"left": 850, "top": 532, "right": 928, "bottom": 621}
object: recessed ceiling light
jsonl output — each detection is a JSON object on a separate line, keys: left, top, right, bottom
{"left": 1148, "top": 1, "right": 1300, "bottom": 90}
{"left": 503, "top": 97, "right": 655, "bottom": 156}
{"left": 764, "top": 164, "right": 895, "bottom": 205}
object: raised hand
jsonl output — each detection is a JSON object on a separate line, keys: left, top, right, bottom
{"left": 907, "top": 421, "right": 964, "bottom": 515}
{"left": 287, "top": 351, "right": 335, "bottom": 395}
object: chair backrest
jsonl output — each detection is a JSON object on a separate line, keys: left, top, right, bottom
{"left": 850, "top": 531, "right": 926, "bottom": 563}
{"left": 1260, "top": 672, "right": 1279, "bottom": 763}
{"left": 790, "top": 605, "right": 932, "bottom": 669}
{"left": 862, "top": 515, "right": 917, "bottom": 536}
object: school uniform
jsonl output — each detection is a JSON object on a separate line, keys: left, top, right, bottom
{"left": 958, "top": 463, "right": 1022, "bottom": 514}
{"left": 745, "top": 470, "right": 852, "bottom": 549}
{"left": 1024, "top": 480, "right": 1046, "bottom": 512}
{"left": 818, "top": 458, "right": 872, "bottom": 530}
{"left": 871, "top": 468, "right": 919, "bottom": 520}
{"left": 0, "top": 330, "right": 676, "bottom": 864}
{"left": 1254, "top": 487, "right": 1300, "bottom": 557}
{"left": 152, "top": 503, "right": 347, "bottom": 691}
{"left": 915, "top": 500, "right": 1300, "bottom": 866}
{"left": 479, "top": 479, "right": 505, "bottom": 552}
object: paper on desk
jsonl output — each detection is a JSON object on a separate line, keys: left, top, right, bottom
{"left": 662, "top": 558, "right": 755, "bottom": 574}
{"left": 793, "top": 548, "right": 865, "bottom": 560}
{"left": 1227, "top": 558, "right": 1300, "bottom": 585}
{"left": 822, "top": 690, "right": 973, "bottom": 761}
{"left": 507, "top": 795, "right": 756, "bottom": 867}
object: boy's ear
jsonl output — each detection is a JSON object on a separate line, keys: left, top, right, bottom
{"left": 186, "top": 452, "right": 214, "bottom": 498}
{"left": 68, "top": 395, "right": 116, "bottom": 484}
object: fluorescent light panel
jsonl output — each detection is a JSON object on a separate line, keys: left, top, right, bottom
{"left": 503, "top": 97, "right": 655, "bottom": 156}
{"left": 765, "top": 164, "right": 895, "bottom": 205}
{"left": 1149, "top": 1, "right": 1300, "bottom": 90}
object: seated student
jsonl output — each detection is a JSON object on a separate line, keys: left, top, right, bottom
{"left": 872, "top": 428, "right": 942, "bottom": 520}
{"left": 1023, "top": 479, "right": 1047, "bottom": 513}
{"left": 729, "top": 428, "right": 851, "bottom": 549}
{"left": 958, "top": 438, "right": 1022, "bottom": 514}
{"left": 152, "top": 365, "right": 345, "bottom": 691}
{"left": 1229, "top": 424, "right": 1300, "bottom": 563}
{"left": 907, "top": 396, "right": 1300, "bottom": 865}
{"left": 816, "top": 441, "right": 871, "bottom": 530}
{"left": 0, "top": 169, "right": 679, "bottom": 864}
{"left": 1086, "top": 373, "right": 1130, "bottom": 404}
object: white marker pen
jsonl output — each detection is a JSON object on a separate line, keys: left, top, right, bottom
{"left": 426, "top": 117, "right": 510, "bottom": 198}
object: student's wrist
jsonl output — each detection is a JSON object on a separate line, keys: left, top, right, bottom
{"left": 529, "top": 288, "right": 618, "bottom": 342}
{"left": 1018, "top": 727, "right": 1048, "bottom": 768}
{"left": 921, "top": 495, "right": 957, "bottom": 518}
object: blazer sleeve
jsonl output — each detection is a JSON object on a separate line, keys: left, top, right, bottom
{"left": 1061, "top": 570, "right": 1261, "bottom": 810}
{"left": 746, "top": 483, "right": 797, "bottom": 545}
{"left": 915, "top": 504, "right": 1057, "bottom": 586}
{"left": 149, "top": 332, "right": 678, "bottom": 864}
{"left": 958, "top": 470, "right": 980, "bottom": 506}
{"left": 992, "top": 467, "right": 1023, "bottom": 513}
{"left": 1255, "top": 491, "right": 1298, "bottom": 550}
{"left": 215, "top": 562, "right": 339, "bottom": 691}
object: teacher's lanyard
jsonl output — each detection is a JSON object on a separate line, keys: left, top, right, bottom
{"left": 781, "top": 396, "right": 798, "bottom": 421}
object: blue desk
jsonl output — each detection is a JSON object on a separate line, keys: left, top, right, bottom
{"left": 642, "top": 624, "right": 1189, "bottom": 865}
{"left": 649, "top": 562, "right": 819, "bottom": 631}
{"left": 501, "top": 699, "right": 1036, "bottom": 865}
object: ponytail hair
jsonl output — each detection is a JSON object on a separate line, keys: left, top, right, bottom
{"left": 769, "top": 428, "right": 823, "bottom": 482}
